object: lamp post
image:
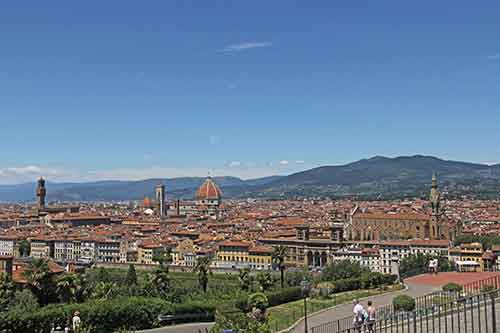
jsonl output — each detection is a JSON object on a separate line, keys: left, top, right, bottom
{"left": 301, "top": 277, "right": 311, "bottom": 333}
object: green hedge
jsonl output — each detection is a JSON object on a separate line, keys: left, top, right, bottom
{"left": 0, "top": 297, "right": 215, "bottom": 333}
{"left": 393, "top": 295, "right": 416, "bottom": 312}
{"left": 442, "top": 282, "right": 463, "bottom": 293}
{"left": 265, "top": 287, "right": 303, "bottom": 307}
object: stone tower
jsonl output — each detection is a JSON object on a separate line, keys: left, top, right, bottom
{"left": 155, "top": 184, "right": 166, "bottom": 218}
{"left": 429, "top": 173, "right": 445, "bottom": 239}
{"left": 36, "top": 177, "right": 46, "bottom": 209}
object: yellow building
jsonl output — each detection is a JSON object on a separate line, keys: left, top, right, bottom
{"left": 215, "top": 241, "right": 272, "bottom": 270}
{"left": 456, "top": 242, "right": 484, "bottom": 272}
{"left": 137, "top": 243, "right": 163, "bottom": 265}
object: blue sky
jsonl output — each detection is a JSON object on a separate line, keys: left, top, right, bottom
{"left": 1, "top": 1, "right": 499, "bottom": 183}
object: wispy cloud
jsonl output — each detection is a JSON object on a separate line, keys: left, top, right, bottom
{"left": 219, "top": 41, "right": 272, "bottom": 53}
{"left": 487, "top": 53, "right": 500, "bottom": 60}
{"left": 295, "top": 160, "right": 305, "bottom": 164}
{"left": 279, "top": 160, "right": 289, "bottom": 165}
{"left": 228, "top": 161, "right": 241, "bottom": 167}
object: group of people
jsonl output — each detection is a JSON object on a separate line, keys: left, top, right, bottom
{"left": 352, "top": 299, "right": 376, "bottom": 333}
{"left": 50, "top": 311, "right": 81, "bottom": 333}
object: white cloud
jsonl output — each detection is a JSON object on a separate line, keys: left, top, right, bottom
{"left": 295, "top": 160, "right": 305, "bottom": 164}
{"left": 279, "top": 160, "right": 289, "bottom": 165}
{"left": 219, "top": 42, "right": 272, "bottom": 53}
{"left": 0, "top": 165, "right": 70, "bottom": 184}
{"left": 487, "top": 54, "right": 500, "bottom": 60}
{"left": 228, "top": 161, "right": 242, "bottom": 167}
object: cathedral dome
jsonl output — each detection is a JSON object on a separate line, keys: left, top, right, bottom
{"left": 196, "top": 177, "right": 222, "bottom": 200}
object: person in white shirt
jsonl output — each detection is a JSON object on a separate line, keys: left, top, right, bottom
{"left": 72, "top": 311, "right": 81, "bottom": 332}
{"left": 352, "top": 299, "right": 365, "bottom": 332}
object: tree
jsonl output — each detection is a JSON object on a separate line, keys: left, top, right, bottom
{"left": 23, "top": 258, "right": 56, "bottom": 305}
{"left": 321, "top": 260, "right": 368, "bottom": 281}
{"left": 272, "top": 246, "right": 288, "bottom": 288}
{"left": 126, "top": 264, "right": 138, "bottom": 286}
{"left": 255, "top": 271, "right": 274, "bottom": 292}
{"left": 95, "top": 267, "right": 111, "bottom": 283}
{"left": 56, "top": 273, "right": 90, "bottom": 303}
{"left": 149, "top": 268, "right": 170, "bottom": 297}
{"left": 8, "top": 289, "right": 39, "bottom": 312}
{"left": 91, "top": 281, "right": 117, "bottom": 300}
{"left": 393, "top": 295, "right": 416, "bottom": 312}
{"left": 194, "top": 256, "right": 212, "bottom": 293}
{"left": 152, "top": 247, "right": 172, "bottom": 271}
{"left": 18, "top": 239, "right": 30, "bottom": 257}
{"left": 238, "top": 268, "right": 253, "bottom": 292}
{"left": 0, "top": 273, "right": 15, "bottom": 311}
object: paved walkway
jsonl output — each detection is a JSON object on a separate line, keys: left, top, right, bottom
{"left": 138, "top": 281, "right": 436, "bottom": 333}
{"left": 290, "top": 282, "right": 437, "bottom": 333}
{"left": 137, "top": 322, "right": 214, "bottom": 333}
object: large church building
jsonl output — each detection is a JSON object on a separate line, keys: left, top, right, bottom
{"left": 346, "top": 174, "right": 458, "bottom": 241}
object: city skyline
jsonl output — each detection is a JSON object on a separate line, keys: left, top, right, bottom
{"left": 1, "top": 2, "right": 500, "bottom": 183}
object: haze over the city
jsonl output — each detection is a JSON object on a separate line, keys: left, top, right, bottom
{"left": 1, "top": 1, "right": 500, "bottom": 184}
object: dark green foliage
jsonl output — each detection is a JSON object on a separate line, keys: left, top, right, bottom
{"left": 400, "top": 253, "right": 453, "bottom": 279}
{"left": 454, "top": 234, "right": 500, "bottom": 250}
{"left": 95, "top": 267, "right": 111, "bottom": 283}
{"left": 285, "top": 269, "right": 312, "bottom": 287}
{"left": 272, "top": 245, "right": 288, "bottom": 288}
{"left": 0, "top": 273, "right": 15, "bottom": 311}
{"left": 256, "top": 271, "right": 274, "bottom": 291}
{"left": 0, "top": 297, "right": 171, "bottom": 333}
{"left": 442, "top": 283, "right": 463, "bottom": 292}
{"left": 152, "top": 247, "right": 172, "bottom": 270}
{"left": 238, "top": 268, "right": 253, "bottom": 292}
{"left": 481, "top": 284, "right": 496, "bottom": 293}
{"left": 248, "top": 292, "right": 269, "bottom": 311}
{"left": 126, "top": 264, "right": 138, "bottom": 286}
{"left": 321, "top": 260, "right": 369, "bottom": 281}
{"left": 393, "top": 295, "right": 416, "bottom": 312}
{"left": 23, "top": 258, "right": 58, "bottom": 305}
{"left": 265, "top": 287, "right": 303, "bottom": 307}
{"left": 56, "top": 273, "right": 91, "bottom": 303}
{"left": 18, "top": 239, "right": 31, "bottom": 257}
{"left": 8, "top": 289, "right": 39, "bottom": 313}
{"left": 194, "top": 257, "right": 211, "bottom": 293}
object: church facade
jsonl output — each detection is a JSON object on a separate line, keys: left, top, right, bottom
{"left": 346, "top": 175, "right": 457, "bottom": 241}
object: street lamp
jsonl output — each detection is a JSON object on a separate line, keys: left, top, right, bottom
{"left": 301, "top": 277, "right": 311, "bottom": 333}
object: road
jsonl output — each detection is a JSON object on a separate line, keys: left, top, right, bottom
{"left": 137, "top": 322, "right": 214, "bottom": 333}
{"left": 292, "top": 282, "right": 437, "bottom": 333}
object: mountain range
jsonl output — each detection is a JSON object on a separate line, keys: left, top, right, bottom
{"left": 1, "top": 155, "right": 499, "bottom": 202}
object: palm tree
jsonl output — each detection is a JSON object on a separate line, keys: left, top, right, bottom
{"left": 56, "top": 274, "right": 78, "bottom": 303}
{"left": 194, "top": 256, "right": 211, "bottom": 293}
{"left": 23, "top": 258, "right": 54, "bottom": 304}
{"left": 272, "top": 245, "right": 288, "bottom": 288}
{"left": 56, "top": 273, "right": 89, "bottom": 303}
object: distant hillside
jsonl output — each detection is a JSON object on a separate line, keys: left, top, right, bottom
{"left": 0, "top": 176, "right": 283, "bottom": 202}
{"left": 1, "top": 156, "right": 499, "bottom": 202}
{"left": 237, "top": 155, "right": 500, "bottom": 199}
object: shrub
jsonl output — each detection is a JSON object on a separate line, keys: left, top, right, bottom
{"left": 392, "top": 295, "right": 416, "bottom": 312}
{"left": 0, "top": 297, "right": 171, "bottom": 333}
{"left": 442, "top": 283, "right": 463, "bottom": 293}
{"left": 248, "top": 293, "right": 269, "bottom": 311}
{"left": 265, "top": 287, "right": 302, "bottom": 307}
{"left": 481, "top": 284, "right": 496, "bottom": 293}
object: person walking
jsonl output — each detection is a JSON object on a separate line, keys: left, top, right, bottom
{"left": 352, "top": 299, "right": 365, "bottom": 333}
{"left": 366, "top": 301, "right": 376, "bottom": 333}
